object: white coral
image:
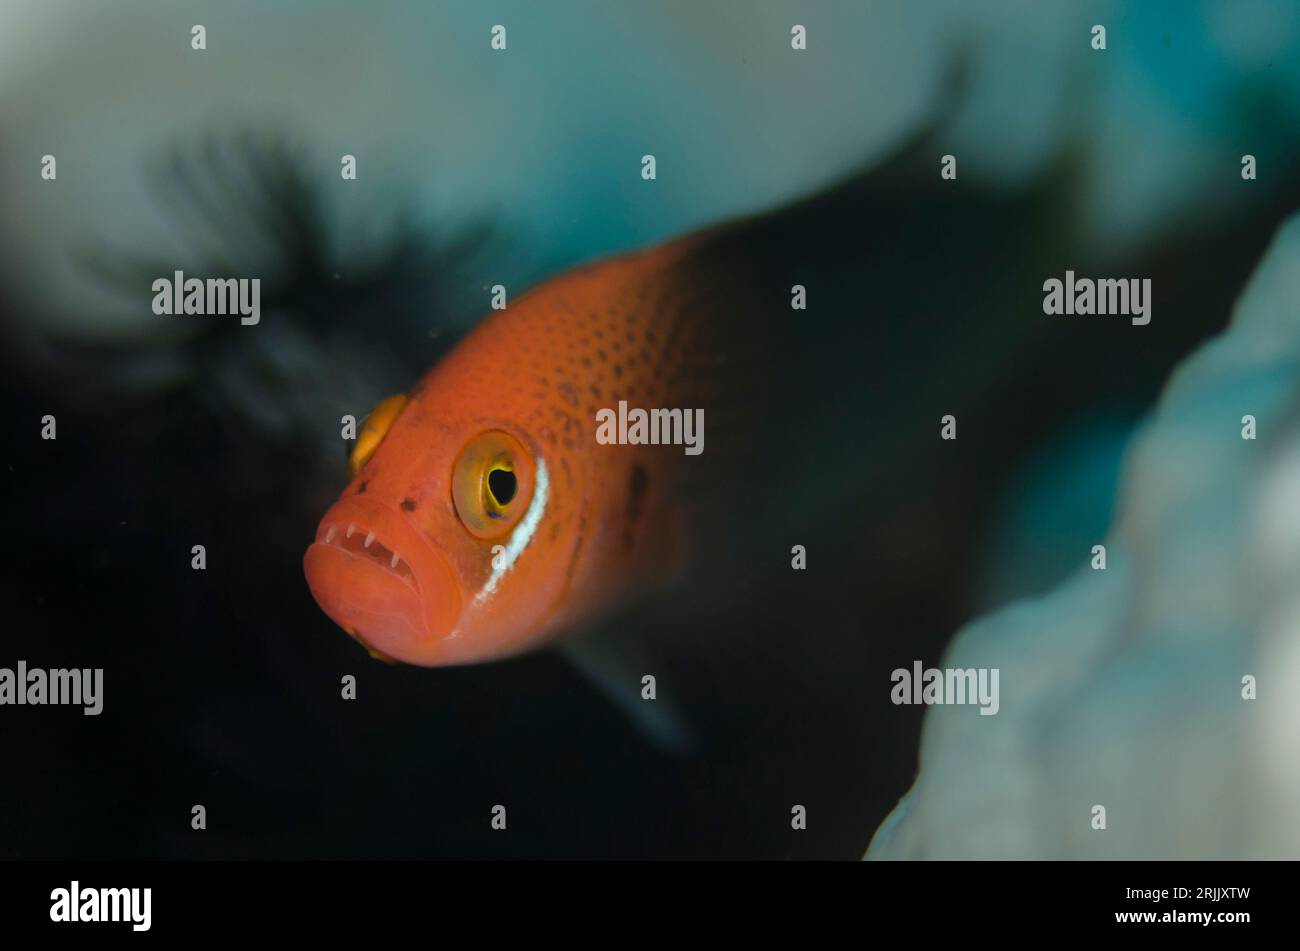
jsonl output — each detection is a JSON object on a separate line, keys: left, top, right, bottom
{"left": 868, "top": 214, "right": 1300, "bottom": 860}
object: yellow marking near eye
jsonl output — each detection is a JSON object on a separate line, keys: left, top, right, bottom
{"left": 349, "top": 394, "right": 410, "bottom": 478}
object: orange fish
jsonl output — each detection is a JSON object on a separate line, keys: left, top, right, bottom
{"left": 303, "top": 233, "right": 760, "bottom": 668}
{"left": 302, "top": 135, "right": 1061, "bottom": 755}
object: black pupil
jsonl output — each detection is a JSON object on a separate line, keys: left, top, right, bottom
{"left": 487, "top": 468, "right": 517, "bottom": 507}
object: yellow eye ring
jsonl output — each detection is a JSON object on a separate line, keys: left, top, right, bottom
{"left": 452, "top": 430, "right": 534, "bottom": 540}
{"left": 348, "top": 394, "right": 409, "bottom": 478}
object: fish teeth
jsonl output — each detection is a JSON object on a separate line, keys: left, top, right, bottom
{"left": 324, "top": 526, "right": 336, "bottom": 543}
{"left": 364, "top": 531, "right": 376, "bottom": 549}
{"left": 346, "top": 523, "right": 356, "bottom": 538}
{"left": 390, "top": 552, "right": 401, "bottom": 569}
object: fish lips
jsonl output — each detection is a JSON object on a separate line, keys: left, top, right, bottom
{"left": 303, "top": 496, "right": 462, "bottom": 665}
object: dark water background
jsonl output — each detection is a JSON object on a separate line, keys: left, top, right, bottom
{"left": 5, "top": 2, "right": 1300, "bottom": 859}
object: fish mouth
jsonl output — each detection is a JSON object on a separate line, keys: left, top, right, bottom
{"left": 303, "top": 497, "right": 462, "bottom": 665}
{"left": 315, "top": 520, "right": 417, "bottom": 588}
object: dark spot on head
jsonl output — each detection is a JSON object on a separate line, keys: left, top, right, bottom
{"left": 400, "top": 498, "right": 417, "bottom": 512}
{"left": 357, "top": 480, "right": 369, "bottom": 494}
{"left": 613, "top": 364, "right": 623, "bottom": 378}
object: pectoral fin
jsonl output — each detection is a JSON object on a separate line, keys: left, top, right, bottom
{"left": 559, "top": 627, "right": 697, "bottom": 755}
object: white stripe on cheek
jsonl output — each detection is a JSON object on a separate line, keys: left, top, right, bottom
{"left": 470, "top": 457, "right": 549, "bottom": 609}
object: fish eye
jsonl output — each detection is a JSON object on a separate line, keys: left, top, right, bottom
{"left": 348, "top": 394, "right": 409, "bottom": 478}
{"left": 452, "top": 430, "right": 535, "bottom": 540}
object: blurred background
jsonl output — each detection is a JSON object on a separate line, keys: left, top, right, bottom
{"left": 4, "top": 0, "right": 1300, "bottom": 859}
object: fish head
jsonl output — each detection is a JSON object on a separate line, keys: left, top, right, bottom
{"left": 304, "top": 369, "right": 582, "bottom": 666}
